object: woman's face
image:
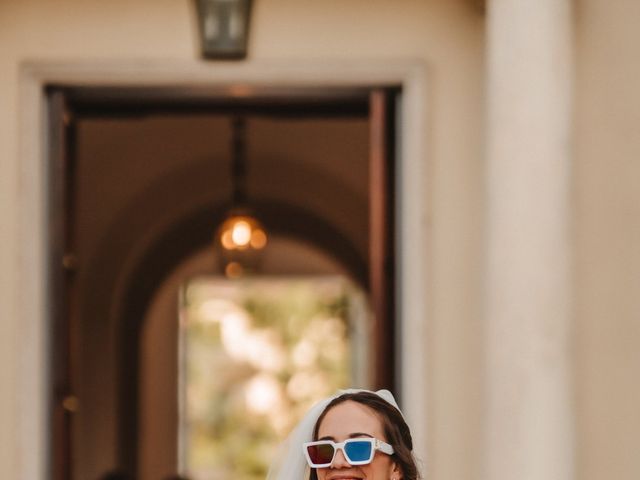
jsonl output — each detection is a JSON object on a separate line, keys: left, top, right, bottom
{"left": 314, "top": 400, "right": 401, "bottom": 480}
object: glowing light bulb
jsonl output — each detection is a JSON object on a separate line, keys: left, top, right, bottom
{"left": 231, "top": 220, "right": 252, "bottom": 246}
{"left": 251, "top": 229, "right": 267, "bottom": 249}
{"left": 221, "top": 230, "right": 235, "bottom": 250}
{"left": 225, "top": 261, "right": 243, "bottom": 278}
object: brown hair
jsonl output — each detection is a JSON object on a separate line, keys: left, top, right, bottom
{"left": 309, "top": 391, "right": 419, "bottom": 480}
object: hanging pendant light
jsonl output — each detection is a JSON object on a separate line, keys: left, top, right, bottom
{"left": 215, "top": 117, "right": 267, "bottom": 278}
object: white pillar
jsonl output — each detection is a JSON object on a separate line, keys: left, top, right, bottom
{"left": 484, "top": 1, "right": 574, "bottom": 480}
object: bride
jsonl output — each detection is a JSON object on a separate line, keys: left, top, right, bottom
{"left": 267, "top": 389, "right": 420, "bottom": 480}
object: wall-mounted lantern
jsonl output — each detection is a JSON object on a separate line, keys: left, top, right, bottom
{"left": 194, "top": 0, "right": 253, "bottom": 59}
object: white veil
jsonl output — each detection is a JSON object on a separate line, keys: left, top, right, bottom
{"left": 266, "top": 389, "right": 403, "bottom": 480}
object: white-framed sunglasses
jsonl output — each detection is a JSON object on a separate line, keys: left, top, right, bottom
{"left": 303, "top": 438, "right": 395, "bottom": 468}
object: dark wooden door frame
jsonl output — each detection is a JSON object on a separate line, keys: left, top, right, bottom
{"left": 369, "top": 89, "right": 397, "bottom": 391}
{"left": 48, "top": 90, "right": 80, "bottom": 480}
{"left": 46, "top": 85, "right": 400, "bottom": 478}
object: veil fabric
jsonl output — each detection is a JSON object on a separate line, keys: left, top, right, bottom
{"left": 266, "top": 389, "right": 402, "bottom": 480}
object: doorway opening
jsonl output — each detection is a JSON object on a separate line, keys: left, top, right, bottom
{"left": 46, "top": 85, "right": 399, "bottom": 480}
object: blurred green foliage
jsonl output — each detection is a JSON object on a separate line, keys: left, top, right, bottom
{"left": 182, "top": 277, "right": 357, "bottom": 480}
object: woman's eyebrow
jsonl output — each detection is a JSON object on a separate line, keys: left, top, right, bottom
{"left": 348, "top": 433, "right": 374, "bottom": 438}
{"left": 317, "top": 433, "right": 374, "bottom": 441}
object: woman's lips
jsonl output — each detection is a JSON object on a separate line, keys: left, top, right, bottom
{"left": 327, "top": 473, "right": 363, "bottom": 480}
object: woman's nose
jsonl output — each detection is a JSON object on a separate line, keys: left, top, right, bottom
{"left": 330, "top": 448, "right": 350, "bottom": 469}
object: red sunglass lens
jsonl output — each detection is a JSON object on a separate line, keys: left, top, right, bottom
{"left": 307, "top": 443, "right": 335, "bottom": 464}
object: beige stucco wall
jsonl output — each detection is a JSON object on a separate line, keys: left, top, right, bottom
{"left": 2, "top": 0, "right": 638, "bottom": 479}
{"left": 574, "top": 1, "right": 640, "bottom": 479}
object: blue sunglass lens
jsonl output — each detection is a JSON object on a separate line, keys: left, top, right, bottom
{"left": 344, "top": 441, "right": 373, "bottom": 462}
